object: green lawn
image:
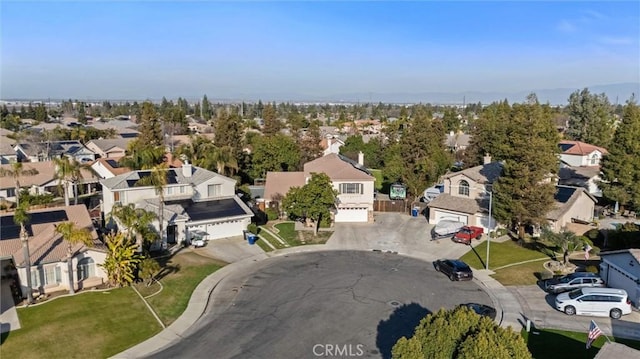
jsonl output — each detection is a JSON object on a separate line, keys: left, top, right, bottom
{"left": 460, "top": 240, "right": 549, "bottom": 270}
{"left": 0, "top": 289, "right": 161, "bottom": 359}
{"left": 274, "top": 222, "right": 332, "bottom": 245}
{"left": 491, "top": 260, "right": 548, "bottom": 286}
{"left": 257, "top": 228, "right": 288, "bottom": 249}
{"left": 523, "top": 328, "right": 640, "bottom": 359}
{"left": 144, "top": 252, "right": 224, "bottom": 326}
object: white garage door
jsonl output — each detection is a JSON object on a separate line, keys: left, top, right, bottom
{"left": 189, "top": 219, "right": 249, "bottom": 240}
{"left": 433, "top": 210, "right": 468, "bottom": 225}
{"left": 335, "top": 208, "right": 368, "bottom": 223}
{"left": 606, "top": 266, "right": 637, "bottom": 300}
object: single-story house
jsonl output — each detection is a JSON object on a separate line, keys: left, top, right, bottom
{"left": 0, "top": 205, "right": 107, "bottom": 297}
{"left": 85, "top": 138, "right": 134, "bottom": 159}
{"left": 599, "top": 249, "right": 640, "bottom": 308}
{"left": 545, "top": 186, "right": 597, "bottom": 232}
{"left": 14, "top": 140, "right": 96, "bottom": 163}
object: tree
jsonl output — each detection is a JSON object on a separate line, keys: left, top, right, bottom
{"left": 108, "top": 203, "right": 158, "bottom": 252}
{"left": 139, "top": 258, "right": 161, "bottom": 286}
{"left": 442, "top": 107, "right": 460, "bottom": 134}
{"left": 54, "top": 156, "right": 81, "bottom": 206}
{"left": 206, "top": 145, "right": 238, "bottom": 176}
{"left": 0, "top": 162, "right": 39, "bottom": 206}
{"left": 541, "top": 227, "right": 585, "bottom": 264}
{"left": 77, "top": 102, "right": 87, "bottom": 124}
{"left": 600, "top": 100, "right": 640, "bottom": 211}
{"left": 391, "top": 306, "right": 531, "bottom": 359}
{"left": 54, "top": 222, "right": 94, "bottom": 294}
{"left": 213, "top": 107, "right": 244, "bottom": 155}
{"left": 119, "top": 139, "right": 165, "bottom": 170}
{"left": 100, "top": 232, "right": 141, "bottom": 287}
{"left": 466, "top": 100, "right": 512, "bottom": 166}
{"left": 296, "top": 121, "right": 323, "bottom": 166}
{"left": 137, "top": 101, "right": 163, "bottom": 147}
{"left": 262, "top": 103, "right": 281, "bottom": 136}
{"left": 135, "top": 163, "right": 168, "bottom": 248}
{"left": 14, "top": 201, "right": 34, "bottom": 304}
{"left": 282, "top": 172, "right": 337, "bottom": 235}
{"left": 566, "top": 88, "right": 615, "bottom": 148}
{"left": 250, "top": 134, "right": 300, "bottom": 179}
{"left": 492, "top": 99, "right": 560, "bottom": 240}
{"left": 201, "top": 94, "right": 212, "bottom": 121}
{"left": 35, "top": 103, "right": 48, "bottom": 122}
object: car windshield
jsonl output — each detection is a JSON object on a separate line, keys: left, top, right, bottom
{"left": 568, "top": 289, "right": 584, "bottom": 299}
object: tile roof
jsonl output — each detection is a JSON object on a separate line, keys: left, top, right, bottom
{"left": 304, "top": 153, "right": 374, "bottom": 181}
{"left": 559, "top": 140, "right": 608, "bottom": 156}
{"left": 263, "top": 171, "right": 305, "bottom": 201}
{"left": 443, "top": 162, "right": 503, "bottom": 184}
{"left": 0, "top": 204, "right": 102, "bottom": 267}
{"left": 100, "top": 165, "right": 233, "bottom": 190}
{"left": 0, "top": 161, "right": 98, "bottom": 190}
{"left": 426, "top": 193, "right": 488, "bottom": 214}
{"left": 546, "top": 186, "right": 596, "bottom": 221}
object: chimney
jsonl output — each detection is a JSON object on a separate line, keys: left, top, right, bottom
{"left": 182, "top": 160, "right": 192, "bottom": 178}
{"left": 483, "top": 154, "right": 492, "bottom": 165}
{"left": 358, "top": 151, "right": 364, "bottom": 166}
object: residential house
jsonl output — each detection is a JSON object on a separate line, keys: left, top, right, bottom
{"left": 0, "top": 134, "right": 17, "bottom": 164}
{"left": 90, "top": 157, "right": 131, "bottom": 179}
{"left": 100, "top": 162, "right": 253, "bottom": 247}
{"left": 14, "top": 140, "right": 96, "bottom": 163}
{"left": 599, "top": 249, "right": 640, "bottom": 307}
{"left": 557, "top": 140, "right": 608, "bottom": 197}
{"left": 545, "top": 185, "right": 596, "bottom": 232}
{"left": 321, "top": 135, "right": 345, "bottom": 156}
{"left": 0, "top": 205, "right": 107, "bottom": 297}
{"left": 445, "top": 131, "right": 471, "bottom": 152}
{"left": 85, "top": 138, "right": 134, "bottom": 159}
{"left": 427, "top": 159, "right": 500, "bottom": 232}
{"left": 0, "top": 161, "right": 99, "bottom": 203}
{"left": 264, "top": 152, "right": 375, "bottom": 223}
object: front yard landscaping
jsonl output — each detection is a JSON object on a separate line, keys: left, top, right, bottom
{"left": 0, "top": 250, "right": 224, "bottom": 358}
{"left": 523, "top": 328, "right": 640, "bottom": 359}
{"left": 460, "top": 240, "right": 550, "bottom": 271}
{"left": 273, "top": 222, "right": 332, "bottom": 245}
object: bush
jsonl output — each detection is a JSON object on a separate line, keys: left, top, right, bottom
{"left": 265, "top": 207, "right": 279, "bottom": 221}
{"left": 247, "top": 223, "right": 258, "bottom": 235}
{"left": 585, "top": 265, "right": 599, "bottom": 273}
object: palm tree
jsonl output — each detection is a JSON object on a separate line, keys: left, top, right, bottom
{"left": 0, "top": 162, "right": 39, "bottom": 207}
{"left": 54, "top": 222, "right": 94, "bottom": 294}
{"left": 100, "top": 232, "right": 141, "bottom": 287}
{"left": 135, "top": 163, "right": 169, "bottom": 249}
{"left": 13, "top": 202, "right": 34, "bottom": 304}
{"left": 139, "top": 257, "right": 161, "bottom": 287}
{"left": 208, "top": 145, "right": 238, "bottom": 176}
{"left": 108, "top": 203, "right": 157, "bottom": 252}
{"left": 54, "top": 156, "right": 81, "bottom": 206}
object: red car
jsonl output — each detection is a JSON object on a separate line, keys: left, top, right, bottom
{"left": 452, "top": 226, "right": 484, "bottom": 245}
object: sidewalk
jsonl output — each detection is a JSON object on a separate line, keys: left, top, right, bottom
{"left": 0, "top": 280, "right": 21, "bottom": 334}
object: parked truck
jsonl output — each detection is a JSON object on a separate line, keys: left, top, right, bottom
{"left": 452, "top": 226, "right": 484, "bottom": 245}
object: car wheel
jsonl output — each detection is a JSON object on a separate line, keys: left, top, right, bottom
{"left": 610, "top": 308, "right": 622, "bottom": 319}
{"left": 564, "top": 306, "right": 576, "bottom": 316}
{"left": 449, "top": 274, "right": 456, "bottom": 281}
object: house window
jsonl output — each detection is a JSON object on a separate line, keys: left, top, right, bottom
{"left": 590, "top": 154, "right": 599, "bottom": 165}
{"left": 167, "top": 187, "right": 173, "bottom": 195}
{"left": 180, "top": 186, "right": 185, "bottom": 194}
{"left": 31, "top": 268, "right": 41, "bottom": 287}
{"left": 339, "top": 183, "right": 363, "bottom": 194}
{"left": 77, "top": 257, "right": 95, "bottom": 280}
{"left": 7, "top": 188, "right": 15, "bottom": 197}
{"left": 44, "top": 265, "right": 62, "bottom": 285}
{"left": 207, "top": 184, "right": 222, "bottom": 197}
{"left": 458, "top": 180, "right": 470, "bottom": 197}
{"left": 113, "top": 191, "right": 120, "bottom": 203}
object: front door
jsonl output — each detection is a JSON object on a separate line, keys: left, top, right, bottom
{"left": 167, "top": 225, "right": 177, "bottom": 244}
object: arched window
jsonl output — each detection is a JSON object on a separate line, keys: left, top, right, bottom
{"left": 77, "top": 257, "right": 95, "bottom": 281}
{"left": 590, "top": 153, "right": 599, "bottom": 165}
{"left": 458, "top": 180, "right": 470, "bottom": 197}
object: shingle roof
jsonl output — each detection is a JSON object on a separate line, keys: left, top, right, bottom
{"left": 86, "top": 138, "right": 134, "bottom": 153}
{"left": 304, "top": 153, "right": 374, "bottom": 181}
{"left": 594, "top": 342, "right": 640, "bottom": 359}
{"left": 0, "top": 161, "right": 97, "bottom": 189}
{"left": 443, "top": 162, "right": 503, "bottom": 184}
{"left": 263, "top": 171, "right": 305, "bottom": 201}
{"left": 546, "top": 186, "right": 596, "bottom": 221}
{"left": 100, "top": 165, "right": 233, "bottom": 190}
{"left": 93, "top": 157, "right": 131, "bottom": 176}
{"left": 559, "top": 140, "right": 608, "bottom": 156}
{"left": 0, "top": 205, "right": 103, "bottom": 267}
{"left": 426, "top": 193, "right": 488, "bottom": 215}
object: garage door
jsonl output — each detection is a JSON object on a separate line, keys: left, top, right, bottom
{"left": 335, "top": 208, "right": 368, "bottom": 223}
{"left": 606, "top": 266, "right": 636, "bottom": 298}
{"left": 189, "top": 219, "right": 249, "bottom": 241}
{"left": 433, "top": 210, "right": 468, "bottom": 225}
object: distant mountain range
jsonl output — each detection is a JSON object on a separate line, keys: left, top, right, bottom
{"left": 219, "top": 82, "right": 639, "bottom": 105}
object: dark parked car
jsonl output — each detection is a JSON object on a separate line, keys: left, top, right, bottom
{"left": 458, "top": 303, "right": 497, "bottom": 320}
{"left": 434, "top": 259, "right": 473, "bottom": 281}
{"left": 543, "top": 272, "right": 604, "bottom": 294}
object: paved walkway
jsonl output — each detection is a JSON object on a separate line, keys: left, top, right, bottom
{"left": 0, "top": 280, "right": 21, "bottom": 333}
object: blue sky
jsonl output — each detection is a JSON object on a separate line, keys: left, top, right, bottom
{"left": 1, "top": 1, "right": 639, "bottom": 100}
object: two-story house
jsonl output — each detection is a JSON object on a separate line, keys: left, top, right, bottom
{"left": 100, "top": 162, "right": 253, "bottom": 247}
{"left": 14, "top": 140, "right": 96, "bottom": 163}
{"left": 557, "top": 140, "right": 608, "bottom": 197}
{"left": 263, "top": 152, "right": 375, "bottom": 223}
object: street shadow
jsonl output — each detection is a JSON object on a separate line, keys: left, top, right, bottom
{"left": 376, "top": 302, "right": 431, "bottom": 359}
{"left": 544, "top": 294, "right": 557, "bottom": 309}
{"left": 0, "top": 323, "right": 10, "bottom": 344}
{"left": 468, "top": 246, "right": 486, "bottom": 269}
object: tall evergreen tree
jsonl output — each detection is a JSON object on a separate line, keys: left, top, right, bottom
{"left": 466, "top": 100, "right": 512, "bottom": 166}
{"left": 250, "top": 134, "right": 300, "bottom": 179}
{"left": 492, "top": 98, "right": 560, "bottom": 240}
{"left": 137, "top": 101, "right": 163, "bottom": 147}
{"left": 600, "top": 100, "right": 640, "bottom": 210}
{"left": 261, "top": 103, "right": 280, "bottom": 136}
{"left": 35, "top": 103, "right": 47, "bottom": 122}
{"left": 77, "top": 102, "right": 87, "bottom": 124}
{"left": 566, "top": 88, "right": 615, "bottom": 148}
{"left": 201, "top": 94, "right": 212, "bottom": 121}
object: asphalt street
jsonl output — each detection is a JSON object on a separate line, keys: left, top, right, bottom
{"left": 147, "top": 250, "right": 493, "bottom": 359}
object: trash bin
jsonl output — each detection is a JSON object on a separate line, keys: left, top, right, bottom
{"left": 412, "top": 207, "right": 419, "bottom": 217}
{"left": 248, "top": 234, "right": 257, "bottom": 245}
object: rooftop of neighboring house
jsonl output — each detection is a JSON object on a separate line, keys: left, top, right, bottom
{"left": 0, "top": 141, "right": 16, "bottom": 156}
{"left": 559, "top": 140, "right": 608, "bottom": 156}
{"left": 0, "top": 161, "right": 97, "bottom": 190}
{"left": 445, "top": 131, "right": 471, "bottom": 148}
{"left": 443, "top": 161, "right": 503, "bottom": 184}
{"left": 140, "top": 196, "right": 253, "bottom": 223}
{"left": 426, "top": 194, "right": 487, "bottom": 214}
{"left": 263, "top": 171, "right": 306, "bottom": 201}
{"left": 599, "top": 249, "right": 640, "bottom": 267}
{"left": 304, "top": 153, "right": 374, "bottom": 181}
{"left": 86, "top": 138, "right": 134, "bottom": 153}
{"left": 16, "top": 140, "right": 89, "bottom": 157}
{"left": 92, "top": 157, "right": 131, "bottom": 177}
{"left": 0, "top": 204, "right": 103, "bottom": 267}
{"left": 558, "top": 165, "right": 601, "bottom": 181}
{"left": 100, "top": 163, "right": 233, "bottom": 191}
{"left": 546, "top": 185, "right": 596, "bottom": 221}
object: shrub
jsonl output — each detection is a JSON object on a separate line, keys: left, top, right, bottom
{"left": 247, "top": 223, "right": 258, "bottom": 235}
{"left": 265, "top": 207, "right": 279, "bottom": 221}
{"left": 585, "top": 265, "right": 599, "bottom": 273}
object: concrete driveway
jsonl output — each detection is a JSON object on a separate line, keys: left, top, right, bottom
{"left": 196, "top": 236, "right": 264, "bottom": 263}
{"left": 510, "top": 285, "right": 640, "bottom": 340}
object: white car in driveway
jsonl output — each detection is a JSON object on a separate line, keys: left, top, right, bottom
{"left": 555, "top": 287, "right": 632, "bottom": 319}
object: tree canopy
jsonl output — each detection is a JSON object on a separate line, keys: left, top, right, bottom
{"left": 250, "top": 133, "right": 300, "bottom": 179}
{"left": 282, "top": 172, "right": 337, "bottom": 235}
{"left": 392, "top": 306, "right": 531, "bottom": 359}
{"left": 566, "top": 88, "right": 615, "bottom": 148}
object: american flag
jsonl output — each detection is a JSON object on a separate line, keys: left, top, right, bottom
{"left": 585, "top": 244, "right": 593, "bottom": 260}
{"left": 586, "top": 320, "right": 602, "bottom": 349}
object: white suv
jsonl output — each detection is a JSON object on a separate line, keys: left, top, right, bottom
{"left": 555, "top": 287, "right": 632, "bottom": 319}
